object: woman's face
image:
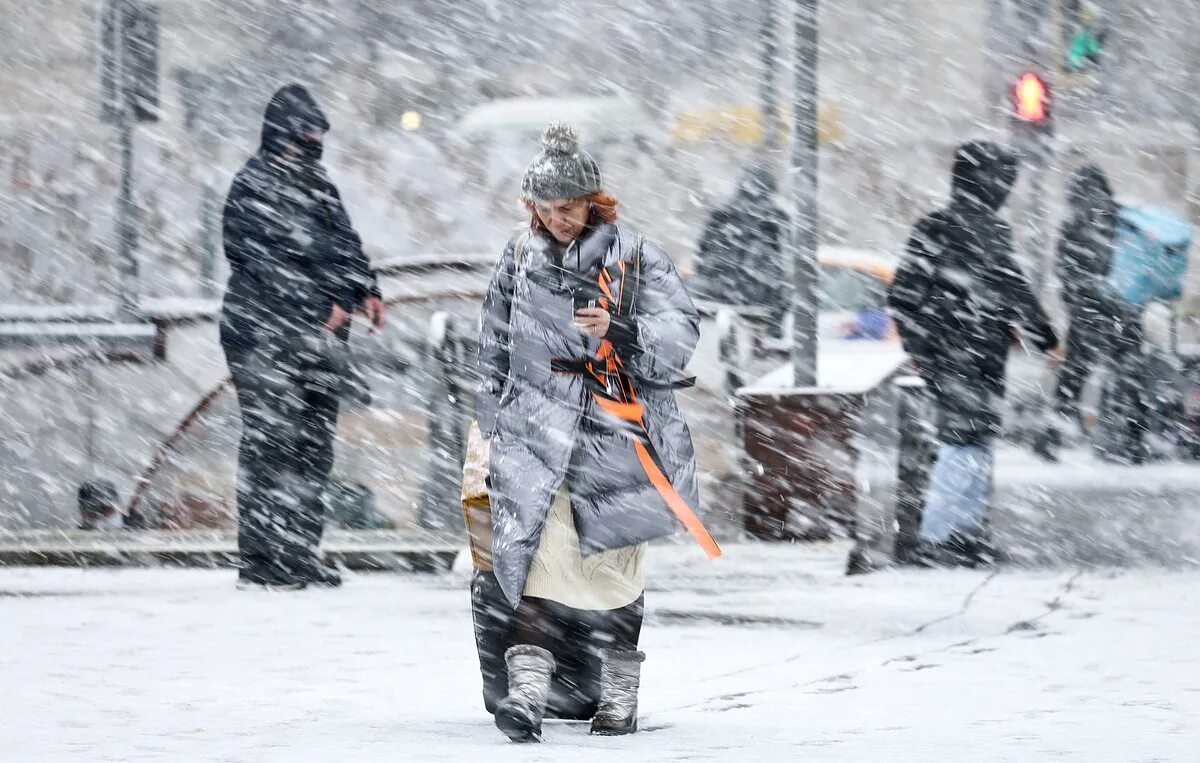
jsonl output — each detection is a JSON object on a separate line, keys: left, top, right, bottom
{"left": 533, "top": 197, "right": 589, "bottom": 243}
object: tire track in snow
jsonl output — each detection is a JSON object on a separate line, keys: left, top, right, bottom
{"left": 645, "top": 568, "right": 1086, "bottom": 719}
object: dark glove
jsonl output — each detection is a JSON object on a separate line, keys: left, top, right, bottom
{"left": 606, "top": 314, "right": 641, "bottom": 357}
{"left": 1034, "top": 325, "right": 1059, "bottom": 354}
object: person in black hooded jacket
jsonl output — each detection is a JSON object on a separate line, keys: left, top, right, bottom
{"left": 1052, "top": 168, "right": 1122, "bottom": 415}
{"left": 220, "top": 84, "right": 385, "bottom": 589}
{"left": 1035, "top": 164, "right": 1149, "bottom": 462}
{"left": 888, "top": 141, "right": 1057, "bottom": 563}
{"left": 691, "top": 164, "right": 790, "bottom": 334}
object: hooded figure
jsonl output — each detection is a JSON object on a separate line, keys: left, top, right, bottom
{"left": 888, "top": 141, "right": 1057, "bottom": 563}
{"left": 890, "top": 141, "right": 1057, "bottom": 445}
{"left": 222, "top": 84, "right": 380, "bottom": 347}
{"left": 219, "top": 84, "right": 383, "bottom": 589}
{"left": 1057, "top": 165, "right": 1118, "bottom": 303}
{"left": 691, "top": 164, "right": 790, "bottom": 331}
{"left": 474, "top": 123, "right": 703, "bottom": 741}
{"left": 1050, "top": 165, "right": 1122, "bottom": 420}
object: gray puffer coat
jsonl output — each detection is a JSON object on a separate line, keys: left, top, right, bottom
{"left": 477, "top": 221, "right": 700, "bottom": 608}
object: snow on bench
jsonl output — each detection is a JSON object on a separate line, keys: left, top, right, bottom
{"left": 0, "top": 529, "right": 461, "bottom": 572}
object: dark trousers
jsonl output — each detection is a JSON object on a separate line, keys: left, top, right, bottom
{"left": 1055, "top": 297, "right": 1118, "bottom": 418}
{"left": 225, "top": 341, "right": 340, "bottom": 582}
{"left": 514, "top": 595, "right": 644, "bottom": 655}
{"left": 1055, "top": 297, "right": 1147, "bottom": 457}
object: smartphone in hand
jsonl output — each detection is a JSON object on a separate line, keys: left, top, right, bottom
{"left": 572, "top": 289, "right": 597, "bottom": 329}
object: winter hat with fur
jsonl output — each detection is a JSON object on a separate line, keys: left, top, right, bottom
{"left": 521, "top": 122, "right": 603, "bottom": 201}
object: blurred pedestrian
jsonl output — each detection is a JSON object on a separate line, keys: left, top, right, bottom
{"left": 690, "top": 163, "right": 790, "bottom": 334}
{"left": 889, "top": 141, "right": 1058, "bottom": 566}
{"left": 1032, "top": 166, "right": 1120, "bottom": 459}
{"left": 475, "top": 122, "right": 712, "bottom": 741}
{"left": 220, "top": 84, "right": 385, "bottom": 590}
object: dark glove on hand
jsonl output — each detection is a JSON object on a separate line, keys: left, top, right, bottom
{"left": 1035, "top": 326, "right": 1059, "bottom": 354}
{"left": 606, "top": 314, "right": 640, "bottom": 356}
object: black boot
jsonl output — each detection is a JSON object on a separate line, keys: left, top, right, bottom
{"left": 495, "top": 645, "right": 556, "bottom": 743}
{"left": 912, "top": 539, "right": 974, "bottom": 569}
{"left": 236, "top": 564, "right": 306, "bottom": 591}
{"left": 915, "top": 531, "right": 994, "bottom": 569}
{"left": 1031, "top": 424, "right": 1060, "bottom": 463}
{"left": 590, "top": 649, "right": 645, "bottom": 736}
{"left": 301, "top": 559, "right": 343, "bottom": 588}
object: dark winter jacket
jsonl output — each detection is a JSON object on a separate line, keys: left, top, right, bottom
{"left": 888, "top": 141, "right": 1057, "bottom": 445}
{"left": 690, "top": 166, "right": 790, "bottom": 327}
{"left": 220, "top": 84, "right": 378, "bottom": 352}
{"left": 1056, "top": 165, "right": 1118, "bottom": 307}
{"left": 477, "top": 221, "right": 700, "bottom": 608}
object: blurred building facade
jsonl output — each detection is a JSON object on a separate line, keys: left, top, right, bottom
{"left": 0, "top": 0, "right": 1198, "bottom": 307}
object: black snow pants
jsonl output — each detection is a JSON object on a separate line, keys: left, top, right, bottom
{"left": 1055, "top": 294, "right": 1121, "bottom": 419}
{"left": 1055, "top": 295, "right": 1148, "bottom": 458}
{"left": 225, "top": 335, "right": 341, "bottom": 583}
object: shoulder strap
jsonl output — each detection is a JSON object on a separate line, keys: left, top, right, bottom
{"left": 514, "top": 232, "right": 531, "bottom": 269}
{"left": 627, "top": 234, "right": 645, "bottom": 316}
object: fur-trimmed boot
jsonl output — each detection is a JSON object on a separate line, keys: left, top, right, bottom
{"left": 590, "top": 649, "right": 645, "bottom": 735}
{"left": 494, "top": 645, "right": 556, "bottom": 743}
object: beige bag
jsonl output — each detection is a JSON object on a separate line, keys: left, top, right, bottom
{"left": 462, "top": 234, "right": 529, "bottom": 572}
{"left": 460, "top": 420, "right": 493, "bottom": 571}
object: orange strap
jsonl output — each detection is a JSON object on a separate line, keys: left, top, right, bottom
{"left": 564, "top": 254, "right": 720, "bottom": 561}
{"left": 592, "top": 393, "right": 722, "bottom": 560}
{"left": 592, "top": 395, "right": 644, "bottom": 423}
{"left": 634, "top": 438, "right": 722, "bottom": 559}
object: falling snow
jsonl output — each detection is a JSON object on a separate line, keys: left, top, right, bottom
{"left": 3, "top": 0, "right": 1200, "bottom": 758}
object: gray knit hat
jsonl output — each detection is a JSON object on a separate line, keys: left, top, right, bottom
{"left": 521, "top": 122, "right": 603, "bottom": 201}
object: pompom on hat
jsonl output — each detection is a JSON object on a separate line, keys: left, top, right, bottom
{"left": 521, "top": 122, "right": 603, "bottom": 201}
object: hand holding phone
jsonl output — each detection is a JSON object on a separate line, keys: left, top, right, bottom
{"left": 573, "top": 306, "right": 610, "bottom": 338}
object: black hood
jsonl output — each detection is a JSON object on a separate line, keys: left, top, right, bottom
{"left": 1066, "top": 164, "right": 1116, "bottom": 221}
{"left": 259, "top": 84, "right": 330, "bottom": 155}
{"left": 949, "top": 141, "right": 1018, "bottom": 212}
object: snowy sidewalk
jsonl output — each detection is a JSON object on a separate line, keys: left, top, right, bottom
{"left": 3, "top": 543, "right": 1197, "bottom": 761}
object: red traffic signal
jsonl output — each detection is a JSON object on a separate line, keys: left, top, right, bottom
{"left": 1014, "top": 72, "right": 1049, "bottom": 123}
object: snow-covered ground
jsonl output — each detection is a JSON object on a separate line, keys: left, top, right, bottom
{"left": 3, "top": 543, "right": 1197, "bottom": 761}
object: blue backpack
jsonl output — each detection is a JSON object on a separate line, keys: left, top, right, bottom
{"left": 1107, "top": 205, "right": 1191, "bottom": 307}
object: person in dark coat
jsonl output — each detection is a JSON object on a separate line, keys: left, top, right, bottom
{"left": 220, "top": 84, "right": 385, "bottom": 589}
{"left": 888, "top": 141, "right": 1058, "bottom": 564}
{"left": 1035, "top": 165, "right": 1130, "bottom": 460}
{"left": 690, "top": 164, "right": 790, "bottom": 333}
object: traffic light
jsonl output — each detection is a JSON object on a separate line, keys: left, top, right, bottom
{"left": 1066, "top": 5, "right": 1106, "bottom": 72}
{"left": 1009, "top": 71, "right": 1052, "bottom": 164}
{"left": 1014, "top": 72, "right": 1049, "bottom": 123}
{"left": 100, "top": 1, "right": 160, "bottom": 124}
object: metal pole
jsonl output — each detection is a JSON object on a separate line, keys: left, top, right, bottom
{"left": 114, "top": 0, "right": 140, "bottom": 319}
{"left": 419, "top": 312, "right": 466, "bottom": 534}
{"left": 791, "top": 0, "right": 819, "bottom": 387}
{"left": 199, "top": 181, "right": 218, "bottom": 298}
{"left": 892, "top": 376, "right": 935, "bottom": 564}
{"left": 1028, "top": 153, "right": 1047, "bottom": 299}
{"left": 759, "top": 0, "right": 780, "bottom": 152}
{"left": 83, "top": 363, "right": 98, "bottom": 478}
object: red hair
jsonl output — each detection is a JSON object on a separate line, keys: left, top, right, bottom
{"left": 523, "top": 191, "right": 619, "bottom": 235}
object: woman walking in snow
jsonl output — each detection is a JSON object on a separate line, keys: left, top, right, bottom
{"left": 474, "top": 122, "right": 714, "bottom": 742}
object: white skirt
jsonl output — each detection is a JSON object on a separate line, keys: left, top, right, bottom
{"left": 522, "top": 483, "right": 646, "bottom": 610}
